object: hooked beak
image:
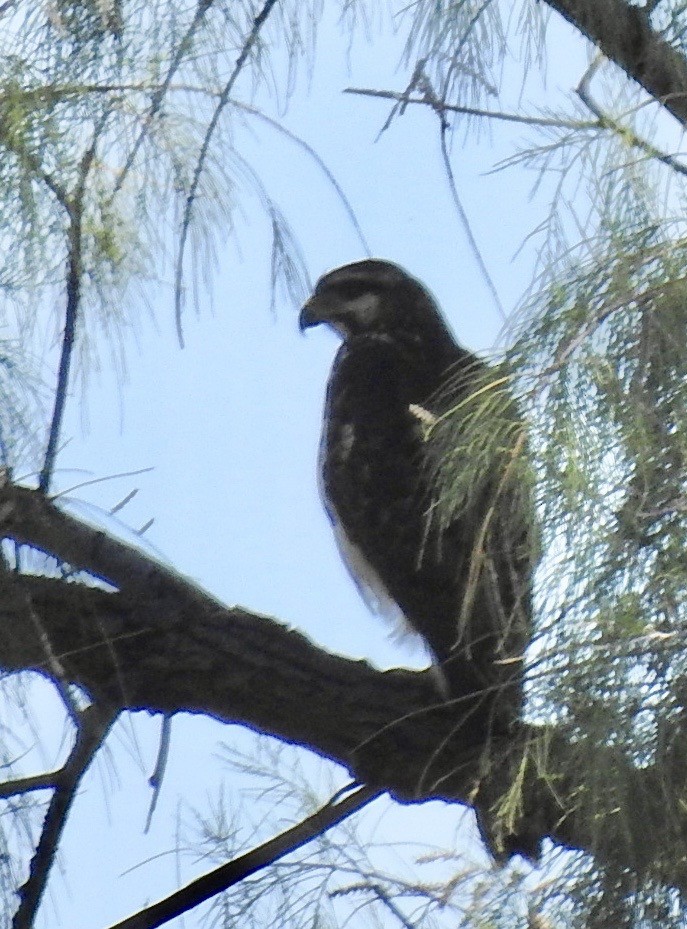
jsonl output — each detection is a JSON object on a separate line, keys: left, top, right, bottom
{"left": 298, "top": 297, "right": 319, "bottom": 333}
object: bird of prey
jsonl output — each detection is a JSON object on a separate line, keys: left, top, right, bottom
{"left": 300, "top": 259, "right": 532, "bottom": 724}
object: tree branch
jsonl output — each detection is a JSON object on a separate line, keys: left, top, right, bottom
{"left": 39, "top": 113, "right": 109, "bottom": 494}
{"left": 12, "top": 704, "right": 118, "bottom": 929}
{"left": 107, "top": 783, "right": 380, "bottom": 929}
{"left": 0, "top": 771, "right": 61, "bottom": 798}
{"left": 344, "top": 87, "right": 599, "bottom": 129}
{"left": 2, "top": 481, "right": 687, "bottom": 889}
{"left": 575, "top": 55, "right": 687, "bottom": 176}
{"left": 544, "top": 0, "right": 687, "bottom": 128}
{"left": 345, "top": 85, "right": 687, "bottom": 177}
{"left": 174, "top": 0, "right": 280, "bottom": 346}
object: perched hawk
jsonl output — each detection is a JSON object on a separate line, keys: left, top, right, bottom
{"left": 300, "top": 259, "right": 531, "bottom": 723}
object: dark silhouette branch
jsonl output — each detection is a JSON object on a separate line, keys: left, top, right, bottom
{"left": 2, "top": 481, "right": 687, "bottom": 890}
{"left": 39, "top": 113, "right": 109, "bottom": 494}
{"left": 37, "top": 216, "right": 81, "bottom": 494}
{"left": 107, "top": 783, "right": 380, "bottom": 929}
{"left": 0, "top": 477, "right": 218, "bottom": 604}
{"left": 544, "top": 0, "right": 687, "bottom": 128}
{"left": 0, "top": 771, "right": 61, "bottom": 798}
{"left": 345, "top": 84, "right": 687, "bottom": 177}
{"left": 38, "top": 191, "right": 84, "bottom": 496}
{"left": 12, "top": 704, "right": 118, "bottom": 929}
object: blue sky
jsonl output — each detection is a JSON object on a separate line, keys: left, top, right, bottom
{"left": 8, "top": 5, "right": 595, "bottom": 926}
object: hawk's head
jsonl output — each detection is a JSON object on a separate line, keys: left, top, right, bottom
{"left": 299, "top": 259, "right": 456, "bottom": 353}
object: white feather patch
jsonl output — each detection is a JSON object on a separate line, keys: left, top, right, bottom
{"left": 408, "top": 403, "right": 438, "bottom": 428}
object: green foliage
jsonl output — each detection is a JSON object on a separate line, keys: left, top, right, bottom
{"left": 0, "top": 0, "right": 328, "bottom": 476}
{"left": 416, "top": 36, "right": 687, "bottom": 913}
{"left": 534, "top": 197, "right": 687, "bottom": 926}
{"left": 0, "top": 0, "right": 322, "bottom": 332}
{"left": 399, "top": 0, "right": 547, "bottom": 111}
{"left": 517, "top": 205, "right": 687, "bottom": 733}
{"left": 196, "top": 737, "right": 535, "bottom": 929}
{"left": 425, "top": 361, "right": 531, "bottom": 531}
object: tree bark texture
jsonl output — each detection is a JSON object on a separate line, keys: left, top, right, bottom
{"left": 544, "top": 0, "right": 687, "bottom": 128}
{"left": 2, "top": 481, "right": 687, "bottom": 888}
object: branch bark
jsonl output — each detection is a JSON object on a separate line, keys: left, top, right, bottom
{"left": 2, "top": 480, "right": 687, "bottom": 890}
{"left": 544, "top": 0, "right": 687, "bottom": 128}
{"left": 12, "top": 705, "right": 117, "bottom": 929}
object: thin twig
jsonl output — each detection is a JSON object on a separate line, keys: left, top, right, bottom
{"left": 111, "top": 0, "right": 215, "bottom": 199}
{"left": 333, "top": 882, "right": 417, "bottom": 929}
{"left": 0, "top": 771, "right": 61, "bottom": 798}
{"left": 345, "top": 87, "right": 599, "bottom": 129}
{"left": 110, "top": 488, "right": 138, "bottom": 515}
{"left": 51, "top": 467, "right": 155, "bottom": 500}
{"left": 15, "top": 149, "right": 71, "bottom": 212}
{"left": 439, "top": 123, "right": 506, "bottom": 321}
{"left": 174, "top": 0, "right": 280, "bottom": 346}
{"left": 12, "top": 705, "right": 118, "bottom": 929}
{"left": 12, "top": 81, "right": 593, "bottom": 131}
{"left": 39, "top": 114, "right": 109, "bottom": 494}
{"left": 347, "top": 85, "right": 687, "bottom": 177}
{"left": 0, "top": 116, "right": 71, "bottom": 212}
{"left": 107, "top": 783, "right": 381, "bottom": 929}
{"left": 413, "top": 72, "right": 506, "bottom": 321}
{"left": 2, "top": 80, "right": 368, "bottom": 258}
{"left": 576, "top": 57, "right": 687, "bottom": 177}
{"left": 232, "top": 102, "right": 371, "bottom": 258}
{"left": 145, "top": 715, "right": 172, "bottom": 832}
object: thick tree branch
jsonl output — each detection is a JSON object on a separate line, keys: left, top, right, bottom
{"left": 544, "top": 0, "right": 687, "bottom": 128}
{"left": 1, "top": 482, "right": 687, "bottom": 889}
{"left": 0, "top": 478, "right": 219, "bottom": 605}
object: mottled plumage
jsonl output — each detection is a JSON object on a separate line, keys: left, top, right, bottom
{"left": 300, "top": 259, "right": 531, "bottom": 721}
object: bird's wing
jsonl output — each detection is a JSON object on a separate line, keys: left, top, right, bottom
{"left": 318, "top": 338, "right": 451, "bottom": 649}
